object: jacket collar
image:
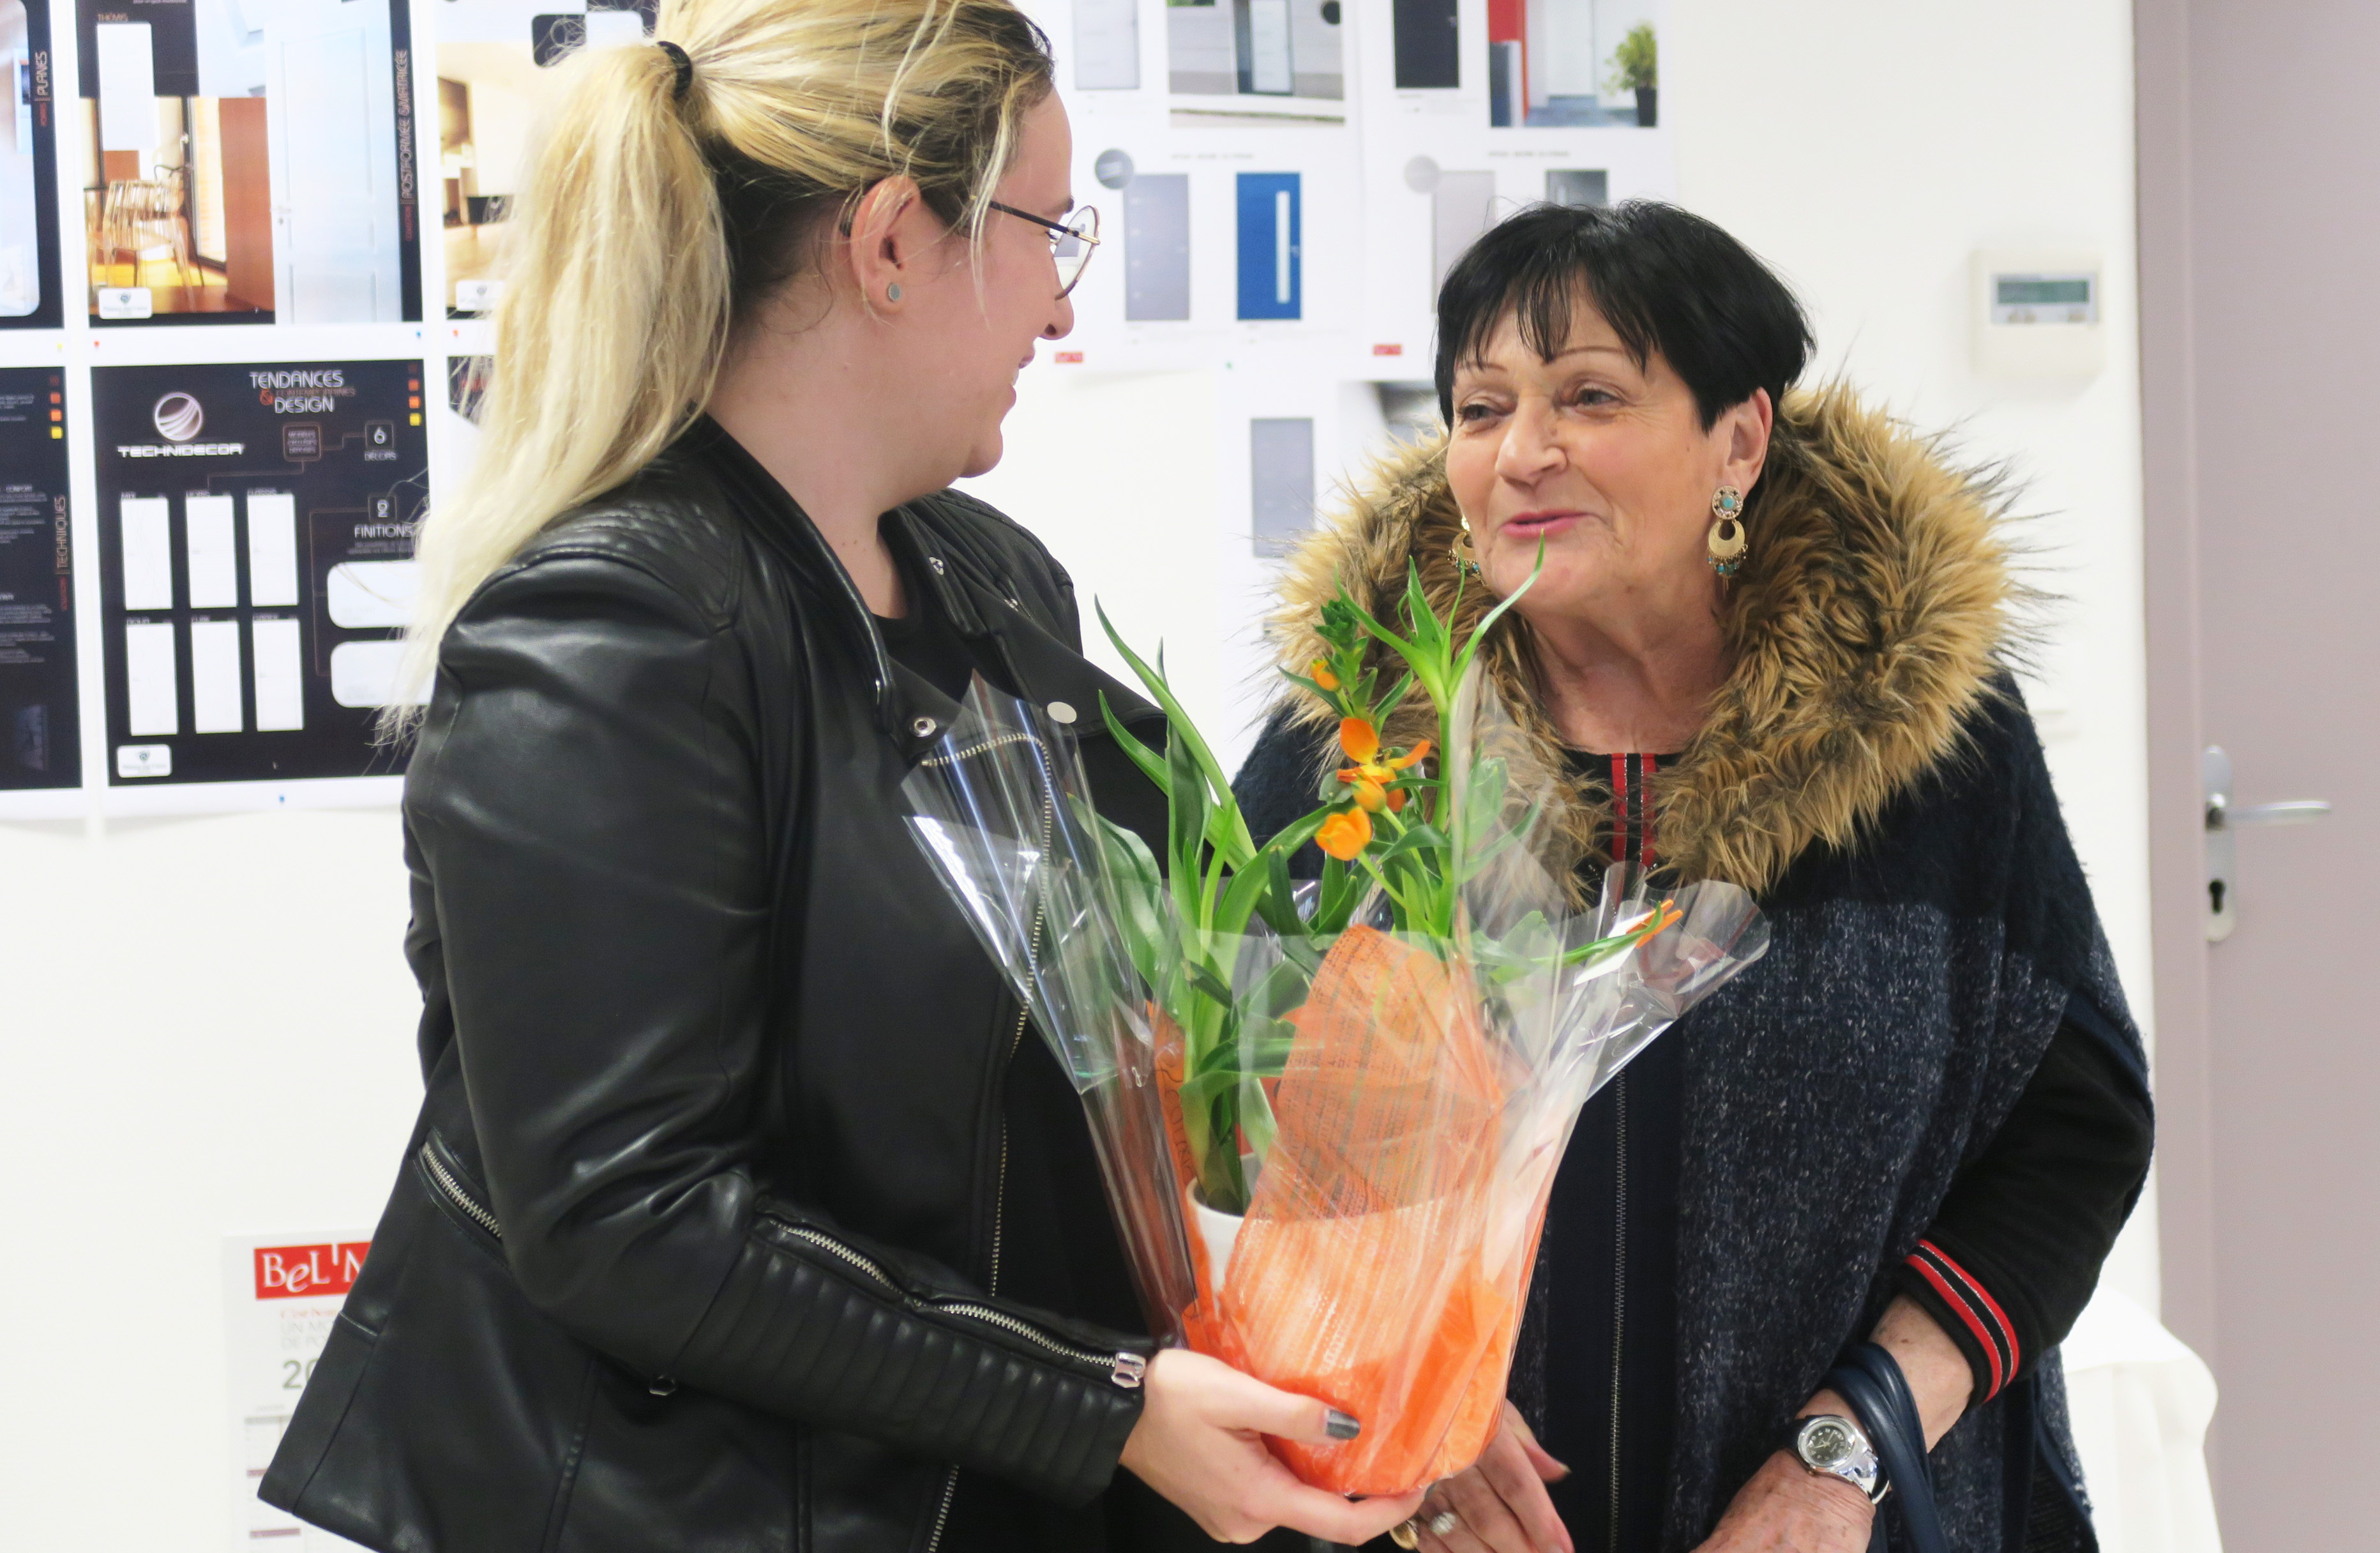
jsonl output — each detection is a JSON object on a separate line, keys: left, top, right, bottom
{"left": 883, "top": 504, "right": 1167, "bottom": 745}
{"left": 684, "top": 418, "right": 1161, "bottom": 756}
{"left": 1263, "top": 384, "right": 2021, "bottom": 893}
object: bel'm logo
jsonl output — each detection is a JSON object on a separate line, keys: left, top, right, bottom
{"left": 151, "top": 392, "right": 204, "bottom": 443}
{"left": 253, "top": 1241, "right": 370, "bottom": 1300}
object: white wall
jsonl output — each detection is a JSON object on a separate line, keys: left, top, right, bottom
{"left": 1667, "top": 0, "right": 2158, "bottom": 1307}
{"left": 984, "top": 0, "right": 2162, "bottom": 1308}
{"left": 0, "top": 3, "right": 2155, "bottom": 1547}
{"left": 0, "top": 810, "right": 420, "bottom": 1549}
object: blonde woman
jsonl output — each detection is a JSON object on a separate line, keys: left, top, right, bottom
{"left": 259, "top": 4, "right": 1422, "bottom": 1549}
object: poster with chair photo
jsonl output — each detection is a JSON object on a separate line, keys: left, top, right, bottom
{"left": 437, "top": 0, "right": 655, "bottom": 317}
{"left": 76, "top": 0, "right": 421, "bottom": 325}
{"left": 0, "top": 0, "right": 61, "bottom": 325}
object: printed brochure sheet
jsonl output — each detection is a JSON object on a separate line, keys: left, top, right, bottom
{"left": 1, "top": 0, "right": 61, "bottom": 324}
{"left": 77, "top": 0, "right": 421, "bottom": 324}
{"left": 0, "top": 365, "right": 73, "bottom": 789}
{"left": 224, "top": 1234, "right": 373, "bottom": 1552}
{"left": 93, "top": 358, "right": 427, "bottom": 787}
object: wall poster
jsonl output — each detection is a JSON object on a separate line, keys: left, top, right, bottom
{"left": 76, "top": 0, "right": 421, "bottom": 324}
{"left": 93, "top": 358, "right": 426, "bottom": 787}
{"left": 0, "top": 367, "right": 73, "bottom": 789}
{"left": 436, "top": 0, "right": 656, "bottom": 317}
{"left": 1, "top": 0, "right": 61, "bottom": 324}
{"left": 224, "top": 1233, "right": 373, "bottom": 1552}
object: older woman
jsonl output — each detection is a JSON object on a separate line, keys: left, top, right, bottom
{"left": 1235, "top": 201, "right": 2152, "bottom": 1553}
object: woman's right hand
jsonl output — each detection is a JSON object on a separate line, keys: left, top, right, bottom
{"left": 1118, "top": 1349, "right": 1426, "bottom": 1545}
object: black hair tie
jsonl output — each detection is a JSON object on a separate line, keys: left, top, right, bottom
{"left": 656, "top": 40, "right": 694, "bottom": 102}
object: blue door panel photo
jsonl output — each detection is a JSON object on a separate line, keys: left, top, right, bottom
{"left": 1236, "top": 172, "right": 1302, "bottom": 320}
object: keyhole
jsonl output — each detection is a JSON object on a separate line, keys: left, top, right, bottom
{"left": 2209, "top": 878, "right": 2227, "bottom": 914}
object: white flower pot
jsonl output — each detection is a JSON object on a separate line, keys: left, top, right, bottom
{"left": 1190, "top": 1189, "right": 1246, "bottom": 1291}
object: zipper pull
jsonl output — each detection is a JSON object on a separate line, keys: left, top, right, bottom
{"left": 1111, "top": 1352, "right": 1148, "bottom": 1390}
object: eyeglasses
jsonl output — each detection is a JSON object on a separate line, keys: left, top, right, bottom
{"left": 987, "top": 202, "right": 1102, "bottom": 298}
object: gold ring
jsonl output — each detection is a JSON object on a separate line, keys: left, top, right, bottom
{"left": 1389, "top": 1519, "right": 1422, "bottom": 1550}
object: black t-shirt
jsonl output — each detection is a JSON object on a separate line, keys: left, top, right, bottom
{"left": 874, "top": 586, "right": 979, "bottom": 702}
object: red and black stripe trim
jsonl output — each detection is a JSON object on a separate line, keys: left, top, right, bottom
{"left": 1608, "top": 753, "right": 1658, "bottom": 870}
{"left": 1906, "top": 1239, "right": 2019, "bottom": 1400}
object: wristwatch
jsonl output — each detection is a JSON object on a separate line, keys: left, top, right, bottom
{"left": 1790, "top": 1413, "right": 1886, "bottom": 1503}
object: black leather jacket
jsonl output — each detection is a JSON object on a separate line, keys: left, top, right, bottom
{"left": 261, "top": 421, "right": 1177, "bottom": 1553}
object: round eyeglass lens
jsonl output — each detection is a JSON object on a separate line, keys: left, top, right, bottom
{"left": 1053, "top": 207, "right": 1099, "bottom": 296}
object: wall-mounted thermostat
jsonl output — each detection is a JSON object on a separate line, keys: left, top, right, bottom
{"left": 1971, "top": 250, "right": 2104, "bottom": 377}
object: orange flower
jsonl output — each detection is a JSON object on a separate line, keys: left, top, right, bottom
{"left": 1339, "top": 718, "right": 1380, "bottom": 764}
{"left": 1314, "top": 808, "right": 1373, "bottom": 861}
{"left": 1346, "top": 775, "right": 1389, "bottom": 812}
{"left": 1387, "top": 738, "right": 1433, "bottom": 771}
{"left": 1311, "top": 660, "right": 1341, "bottom": 691}
{"left": 1388, "top": 787, "right": 1409, "bottom": 812}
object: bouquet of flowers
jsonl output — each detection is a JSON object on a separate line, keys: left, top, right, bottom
{"left": 903, "top": 564, "right": 1768, "bottom": 1496}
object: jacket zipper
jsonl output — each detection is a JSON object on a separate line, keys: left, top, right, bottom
{"left": 986, "top": 785, "right": 1055, "bottom": 1295}
{"left": 420, "top": 1139, "right": 502, "bottom": 1240}
{"left": 930, "top": 771, "right": 1056, "bottom": 1552}
{"left": 915, "top": 730, "right": 1045, "bottom": 768}
{"left": 1608, "top": 1072, "right": 1628, "bottom": 1553}
{"left": 986, "top": 1005, "right": 1029, "bottom": 1294}
{"left": 757, "top": 1217, "right": 1144, "bottom": 1386}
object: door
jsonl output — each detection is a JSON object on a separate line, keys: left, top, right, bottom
{"left": 2137, "top": 2, "right": 2380, "bottom": 1545}
{"left": 1391, "top": 0, "right": 1458, "bottom": 89}
{"left": 1235, "top": 172, "right": 1300, "bottom": 321}
{"left": 264, "top": 0, "right": 400, "bottom": 322}
{"left": 1124, "top": 172, "right": 1190, "bottom": 322}
{"left": 1431, "top": 170, "right": 1495, "bottom": 298}
{"left": 1072, "top": 0, "right": 1137, "bottom": 91}
{"left": 1235, "top": 0, "right": 1293, "bottom": 95}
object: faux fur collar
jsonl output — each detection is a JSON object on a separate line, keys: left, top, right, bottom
{"left": 1263, "top": 385, "right": 2018, "bottom": 895}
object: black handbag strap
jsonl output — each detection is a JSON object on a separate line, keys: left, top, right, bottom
{"left": 1821, "top": 1342, "right": 1951, "bottom": 1553}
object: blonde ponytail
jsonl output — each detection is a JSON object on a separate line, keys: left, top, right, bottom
{"left": 396, "top": 0, "right": 1054, "bottom": 718}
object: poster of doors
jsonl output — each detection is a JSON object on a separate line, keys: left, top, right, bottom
{"left": 75, "top": 0, "right": 420, "bottom": 324}
{"left": 0, "top": 0, "right": 1667, "bottom": 802}
{"left": 93, "top": 358, "right": 426, "bottom": 786}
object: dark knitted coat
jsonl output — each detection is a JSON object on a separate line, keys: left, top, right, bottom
{"left": 1235, "top": 387, "right": 2137, "bottom": 1553}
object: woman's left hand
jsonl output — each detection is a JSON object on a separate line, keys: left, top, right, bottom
{"left": 1412, "top": 1401, "right": 1574, "bottom": 1553}
{"left": 1685, "top": 1450, "right": 1872, "bottom": 1553}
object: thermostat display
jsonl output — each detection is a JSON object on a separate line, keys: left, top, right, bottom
{"left": 1991, "top": 273, "right": 2098, "bottom": 326}
{"left": 1972, "top": 250, "right": 2105, "bottom": 377}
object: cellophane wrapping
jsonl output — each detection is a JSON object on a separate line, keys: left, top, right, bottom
{"left": 905, "top": 671, "right": 1768, "bottom": 1495}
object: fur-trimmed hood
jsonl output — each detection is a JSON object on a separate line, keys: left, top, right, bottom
{"left": 1264, "top": 384, "right": 2019, "bottom": 895}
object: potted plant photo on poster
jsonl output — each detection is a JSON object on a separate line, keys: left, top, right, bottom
{"left": 1609, "top": 21, "right": 1657, "bottom": 126}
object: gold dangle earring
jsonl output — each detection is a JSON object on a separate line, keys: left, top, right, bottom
{"left": 1706, "top": 485, "right": 1747, "bottom": 577}
{"left": 1452, "top": 515, "right": 1483, "bottom": 577}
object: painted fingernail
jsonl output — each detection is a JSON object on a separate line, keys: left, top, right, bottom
{"left": 1326, "top": 1409, "right": 1362, "bottom": 1440}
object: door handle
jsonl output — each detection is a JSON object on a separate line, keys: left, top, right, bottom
{"left": 2210, "top": 798, "right": 2331, "bottom": 829}
{"left": 2203, "top": 745, "right": 2331, "bottom": 941}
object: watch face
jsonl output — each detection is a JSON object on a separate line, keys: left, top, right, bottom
{"left": 1803, "top": 1420, "right": 1857, "bottom": 1469}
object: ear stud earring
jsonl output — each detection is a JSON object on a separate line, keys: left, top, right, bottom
{"left": 887, "top": 282, "right": 903, "bottom": 302}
